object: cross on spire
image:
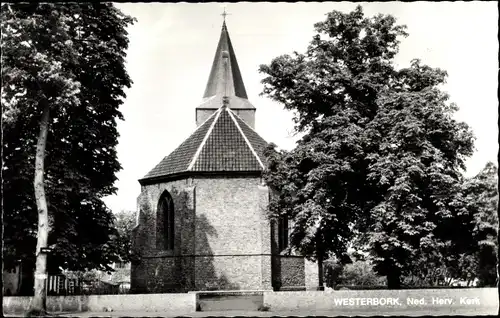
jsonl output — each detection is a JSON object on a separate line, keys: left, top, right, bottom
{"left": 202, "top": 9, "right": 250, "bottom": 100}
{"left": 221, "top": 7, "right": 230, "bottom": 22}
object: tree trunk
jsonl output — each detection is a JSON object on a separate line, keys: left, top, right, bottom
{"left": 387, "top": 270, "right": 401, "bottom": 289}
{"left": 28, "top": 104, "right": 51, "bottom": 316}
{"left": 317, "top": 250, "right": 324, "bottom": 291}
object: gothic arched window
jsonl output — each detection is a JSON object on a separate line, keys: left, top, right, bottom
{"left": 156, "top": 191, "right": 174, "bottom": 251}
{"left": 278, "top": 215, "right": 289, "bottom": 252}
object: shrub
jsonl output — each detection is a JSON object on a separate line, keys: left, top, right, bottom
{"left": 339, "top": 261, "right": 386, "bottom": 286}
{"left": 325, "top": 259, "right": 386, "bottom": 288}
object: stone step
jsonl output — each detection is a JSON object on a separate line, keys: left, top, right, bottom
{"left": 198, "top": 294, "right": 264, "bottom": 311}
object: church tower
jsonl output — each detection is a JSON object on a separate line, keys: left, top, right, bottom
{"left": 196, "top": 20, "right": 256, "bottom": 128}
{"left": 131, "top": 17, "right": 318, "bottom": 293}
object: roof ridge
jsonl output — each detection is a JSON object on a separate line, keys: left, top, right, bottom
{"left": 187, "top": 107, "right": 224, "bottom": 171}
{"left": 142, "top": 109, "right": 221, "bottom": 179}
{"left": 192, "top": 107, "right": 220, "bottom": 133}
{"left": 227, "top": 108, "right": 268, "bottom": 143}
{"left": 158, "top": 107, "right": 219, "bottom": 163}
{"left": 226, "top": 107, "right": 265, "bottom": 170}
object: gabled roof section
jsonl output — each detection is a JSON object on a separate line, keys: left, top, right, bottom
{"left": 141, "top": 106, "right": 268, "bottom": 182}
{"left": 142, "top": 111, "right": 219, "bottom": 180}
{"left": 201, "top": 22, "right": 253, "bottom": 108}
{"left": 231, "top": 112, "right": 268, "bottom": 161}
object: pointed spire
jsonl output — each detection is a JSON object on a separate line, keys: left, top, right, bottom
{"left": 203, "top": 19, "right": 248, "bottom": 100}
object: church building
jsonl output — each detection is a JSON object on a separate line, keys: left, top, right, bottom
{"left": 131, "top": 19, "right": 318, "bottom": 293}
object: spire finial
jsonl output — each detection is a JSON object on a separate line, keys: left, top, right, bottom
{"left": 202, "top": 6, "right": 249, "bottom": 100}
{"left": 221, "top": 7, "right": 230, "bottom": 24}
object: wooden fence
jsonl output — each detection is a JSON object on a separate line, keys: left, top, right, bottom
{"left": 46, "top": 275, "right": 129, "bottom": 296}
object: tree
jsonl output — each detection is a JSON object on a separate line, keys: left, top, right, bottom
{"left": 360, "top": 59, "right": 475, "bottom": 288}
{"left": 260, "top": 5, "right": 409, "bottom": 287}
{"left": 112, "top": 210, "right": 138, "bottom": 263}
{"left": 2, "top": 3, "right": 135, "bottom": 314}
{"left": 259, "top": 5, "right": 475, "bottom": 289}
{"left": 445, "top": 162, "right": 498, "bottom": 286}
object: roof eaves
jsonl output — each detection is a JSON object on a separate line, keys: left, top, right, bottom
{"left": 139, "top": 170, "right": 263, "bottom": 185}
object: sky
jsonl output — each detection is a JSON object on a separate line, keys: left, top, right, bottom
{"left": 103, "top": 2, "right": 499, "bottom": 214}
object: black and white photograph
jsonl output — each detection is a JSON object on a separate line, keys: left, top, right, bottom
{"left": 1, "top": 2, "right": 498, "bottom": 317}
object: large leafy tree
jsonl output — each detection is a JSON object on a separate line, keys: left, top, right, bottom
{"left": 2, "top": 3, "right": 135, "bottom": 313}
{"left": 259, "top": 5, "right": 475, "bottom": 288}
{"left": 261, "top": 6, "right": 408, "bottom": 287}
{"left": 360, "top": 59, "right": 475, "bottom": 288}
{"left": 444, "top": 162, "right": 498, "bottom": 286}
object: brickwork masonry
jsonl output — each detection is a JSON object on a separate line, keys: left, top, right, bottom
{"left": 131, "top": 177, "right": 280, "bottom": 292}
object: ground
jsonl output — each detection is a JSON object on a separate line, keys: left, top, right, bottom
{"left": 5, "top": 307, "right": 497, "bottom": 317}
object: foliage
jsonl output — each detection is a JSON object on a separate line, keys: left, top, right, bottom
{"left": 445, "top": 162, "right": 498, "bottom": 286}
{"left": 399, "top": 162, "right": 498, "bottom": 287}
{"left": 361, "top": 58, "right": 475, "bottom": 288}
{"left": 2, "top": 3, "right": 135, "bottom": 273}
{"left": 111, "top": 210, "right": 138, "bottom": 263}
{"left": 323, "top": 258, "right": 345, "bottom": 287}
{"left": 340, "top": 260, "right": 386, "bottom": 287}
{"left": 324, "top": 255, "right": 386, "bottom": 287}
{"left": 259, "top": 5, "right": 476, "bottom": 288}
{"left": 261, "top": 5, "right": 412, "bottom": 265}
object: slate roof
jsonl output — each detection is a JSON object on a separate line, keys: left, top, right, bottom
{"left": 140, "top": 21, "right": 268, "bottom": 183}
{"left": 199, "top": 21, "right": 254, "bottom": 109}
{"left": 142, "top": 106, "right": 268, "bottom": 181}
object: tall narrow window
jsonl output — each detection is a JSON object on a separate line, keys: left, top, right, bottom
{"left": 278, "top": 215, "right": 289, "bottom": 252}
{"left": 156, "top": 191, "right": 174, "bottom": 251}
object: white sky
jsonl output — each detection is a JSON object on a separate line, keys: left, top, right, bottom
{"left": 104, "top": 2, "right": 498, "bottom": 213}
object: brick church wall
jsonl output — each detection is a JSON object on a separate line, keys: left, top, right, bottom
{"left": 131, "top": 175, "right": 316, "bottom": 293}
{"left": 131, "top": 176, "right": 273, "bottom": 292}
{"left": 268, "top": 190, "right": 312, "bottom": 291}
{"left": 270, "top": 219, "right": 307, "bottom": 290}
{"left": 193, "top": 177, "right": 271, "bottom": 290}
{"left": 281, "top": 257, "right": 306, "bottom": 289}
{"left": 131, "top": 179, "right": 196, "bottom": 293}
